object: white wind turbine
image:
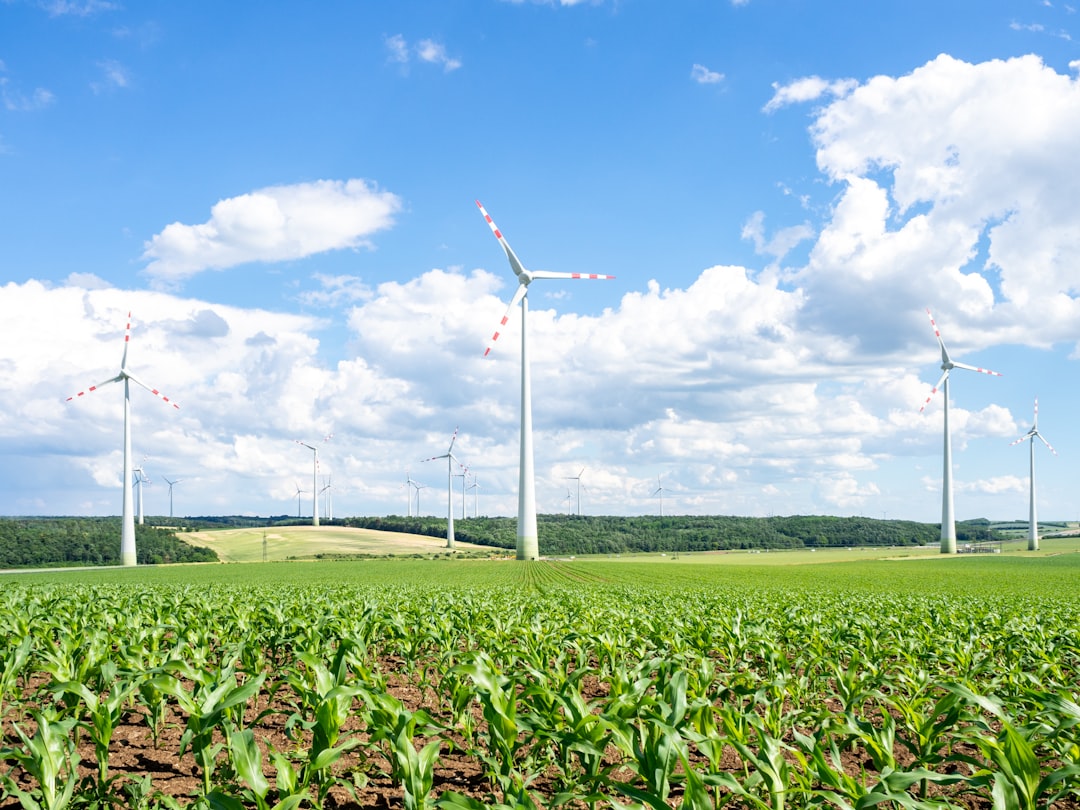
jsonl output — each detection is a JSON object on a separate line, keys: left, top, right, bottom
{"left": 163, "top": 477, "right": 182, "bottom": 519}
{"left": 320, "top": 475, "right": 334, "bottom": 522}
{"left": 412, "top": 481, "right": 428, "bottom": 516}
{"left": 66, "top": 312, "right": 179, "bottom": 567}
{"left": 454, "top": 472, "right": 468, "bottom": 520}
{"left": 403, "top": 472, "right": 418, "bottom": 517}
{"left": 653, "top": 475, "right": 667, "bottom": 518}
{"left": 467, "top": 476, "right": 480, "bottom": 518}
{"left": 294, "top": 481, "right": 307, "bottom": 518}
{"left": 295, "top": 434, "right": 332, "bottom": 527}
{"left": 424, "top": 428, "right": 463, "bottom": 550}
{"left": 1010, "top": 398, "right": 1057, "bottom": 552}
{"left": 565, "top": 467, "right": 585, "bottom": 516}
{"left": 476, "top": 200, "right": 615, "bottom": 560}
{"left": 133, "top": 462, "right": 149, "bottom": 525}
{"left": 920, "top": 309, "right": 1002, "bottom": 554}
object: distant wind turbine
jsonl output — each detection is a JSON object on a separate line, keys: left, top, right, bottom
{"left": 1010, "top": 397, "right": 1057, "bottom": 551}
{"left": 920, "top": 309, "right": 1002, "bottom": 554}
{"left": 163, "top": 477, "right": 182, "bottom": 519}
{"left": 133, "top": 461, "right": 149, "bottom": 525}
{"left": 403, "top": 472, "right": 417, "bottom": 517}
{"left": 467, "top": 476, "right": 480, "bottom": 518}
{"left": 477, "top": 200, "right": 615, "bottom": 560}
{"left": 454, "top": 472, "right": 467, "bottom": 520}
{"left": 295, "top": 434, "right": 332, "bottom": 527}
{"left": 320, "top": 475, "right": 333, "bottom": 522}
{"left": 565, "top": 467, "right": 585, "bottom": 516}
{"left": 65, "top": 312, "right": 179, "bottom": 567}
{"left": 294, "top": 481, "right": 307, "bottom": 519}
{"left": 412, "top": 481, "right": 428, "bottom": 516}
{"left": 653, "top": 475, "right": 667, "bottom": 518}
{"left": 424, "top": 428, "right": 463, "bottom": 550}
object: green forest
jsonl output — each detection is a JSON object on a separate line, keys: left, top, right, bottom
{"left": 343, "top": 513, "right": 956, "bottom": 555}
{"left": 0, "top": 518, "right": 218, "bottom": 568}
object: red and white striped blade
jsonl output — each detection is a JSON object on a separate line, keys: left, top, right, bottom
{"left": 1037, "top": 432, "right": 1058, "bottom": 456}
{"left": 476, "top": 200, "right": 527, "bottom": 278}
{"left": 447, "top": 426, "right": 459, "bottom": 454}
{"left": 951, "top": 360, "right": 1002, "bottom": 377}
{"left": 926, "top": 307, "right": 952, "bottom": 366}
{"left": 127, "top": 371, "right": 181, "bottom": 409}
{"left": 65, "top": 373, "right": 123, "bottom": 402}
{"left": 919, "top": 369, "right": 949, "bottom": 413}
{"left": 483, "top": 282, "right": 528, "bottom": 357}
{"left": 530, "top": 270, "right": 616, "bottom": 281}
{"left": 120, "top": 311, "right": 133, "bottom": 370}
{"left": 1009, "top": 431, "right": 1032, "bottom": 447}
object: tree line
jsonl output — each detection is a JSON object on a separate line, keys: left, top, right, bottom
{"left": 343, "top": 513, "right": 961, "bottom": 555}
{"left": 0, "top": 518, "right": 218, "bottom": 568}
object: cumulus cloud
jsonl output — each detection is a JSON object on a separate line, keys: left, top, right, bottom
{"left": 91, "top": 59, "right": 129, "bottom": 92}
{"left": 141, "top": 179, "right": 402, "bottom": 285}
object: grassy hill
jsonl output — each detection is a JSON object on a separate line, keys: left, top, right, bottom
{"left": 185, "top": 524, "right": 494, "bottom": 562}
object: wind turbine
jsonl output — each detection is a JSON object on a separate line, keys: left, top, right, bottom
{"left": 565, "top": 467, "right": 585, "bottom": 516}
{"left": 424, "top": 428, "right": 462, "bottom": 550}
{"left": 295, "top": 434, "right": 331, "bottom": 527}
{"left": 476, "top": 200, "right": 615, "bottom": 560}
{"left": 1010, "top": 398, "right": 1057, "bottom": 551}
{"left": 920, "top": 308, "right": 1002, "bottom": 554}
{"left": 294, "top": 481, "right": 307, "bottom": 518}
{"left": 454, "top": 472, "right": 467, "bottom": 520}
{"left": 467, "top": 476, "right": 480, "bottom": 518}
{"left": 163, "top": 477, "right": 182, "bottom": 519}
{"left": 653, "top": 475, "right": 667, "bottom": 518}
{"left": 132, "top": 462, "right": 149, "bottom": 525}
{"left": 412, "top": 481, "right": 427, "bottom": 516}
{"left": 66, "top": 312, "right": 179, "bottom": 567}
{"left": 403, "top": 472, "right": 418, "bottom": 517}
{"left": 320, "top": 475, "right": 333, "bottom": 522}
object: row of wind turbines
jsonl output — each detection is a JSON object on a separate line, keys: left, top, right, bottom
{"left": 921, "top": 309, "right": 1056, "bottom": 552}
{"left": 65, "top": 206, "right": 1054, "bottom": 566}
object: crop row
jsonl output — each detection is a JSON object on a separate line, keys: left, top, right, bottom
{"left": 1, "top": 562, "right": 1079, "bottom": 809}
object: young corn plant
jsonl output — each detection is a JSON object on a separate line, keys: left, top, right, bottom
{"left": 0, "top": 707, "right": 81, "bottom": 810}
{"left": 50, "top": 668, "right": 138, "bottom": 798}
{"left": 362, "top": 690, "right": 442, "bottom": 810}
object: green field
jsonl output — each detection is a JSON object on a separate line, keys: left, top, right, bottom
{"left": 2, "top": 548, "right": 1079, "bottom": 809}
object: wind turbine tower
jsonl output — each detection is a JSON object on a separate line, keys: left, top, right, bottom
{"left": 66, "top": 312, "right": 179, "bottom": 567}
{"left": 424, "top": 428, "right": 462, "bottom": 550}
{"left": 133, "top": 463, "right": 148, "bottom": 525}
{"left": 920, "top": 309, "right": 1002, "bottom": 553}
{"left": 476, "top": 201, "right": 614, "bottom": 560}
{"left": 1010, "top": 398, "right": 1057, "bottom": 551}
{"left": 294, "top": 482, "right": 307, "bottom": 518}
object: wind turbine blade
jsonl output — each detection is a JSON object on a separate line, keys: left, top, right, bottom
{"left": 120, "top": 311, "right": 132, "bottom": 370}
{"left": 919, "top": 369, "right": 950, "bottom": 413}
{"left": 950, "top": 361, "right": 1002, "bottom": 377}
{"left": 530, "top": 270, "right": 616, "bottom": 281}
{"left": 65, "top": 374, "right": 123, "bottom": 402}
{"left": 447, "top": 426, "right": 459, "bottom": 453}
{"left": 1036, "top": 431, "right": 1058, "bottom": 456}
{"left": 484, "top": 282, "right": 528, "bottom": 357}
{"left": 926, "top": 308, "right": 951, "bottom": 365}
{"left": 1009, "top": 432, "right": 1032, "bottom": 447}
{"left": 476, "top": 200, "right": 527, "bottom": 278}
{"left": 126, "top": 371, "right": 181, "bottom": 408}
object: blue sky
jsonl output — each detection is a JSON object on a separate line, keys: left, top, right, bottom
{"left": 1, "top": 0, "right": 1078, "bottom": 526}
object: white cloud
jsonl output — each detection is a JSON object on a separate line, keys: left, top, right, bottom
{"left": 91, "top": 59, "right": 129, "bottom": 93}
{"left": 417, "top": 39, "right": 462, "bottom": 72}
{"left": 763, "top": 75, "right": 857, "bottom": 112}
{"left": 41, "top": 0, "right": 118, "bottom": 16}
{"left": 386, "top": 35, "right": 462, "bottom": 72}
{"left": 691, "top": 64, "right": 724, "bottom": 85}
{"left": 141, "top": 179, "right": 402, "bottom": 285}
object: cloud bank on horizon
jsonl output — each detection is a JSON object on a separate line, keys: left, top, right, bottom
{"left": 0, "top": 2, "right": 1077, "bottom": 525}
